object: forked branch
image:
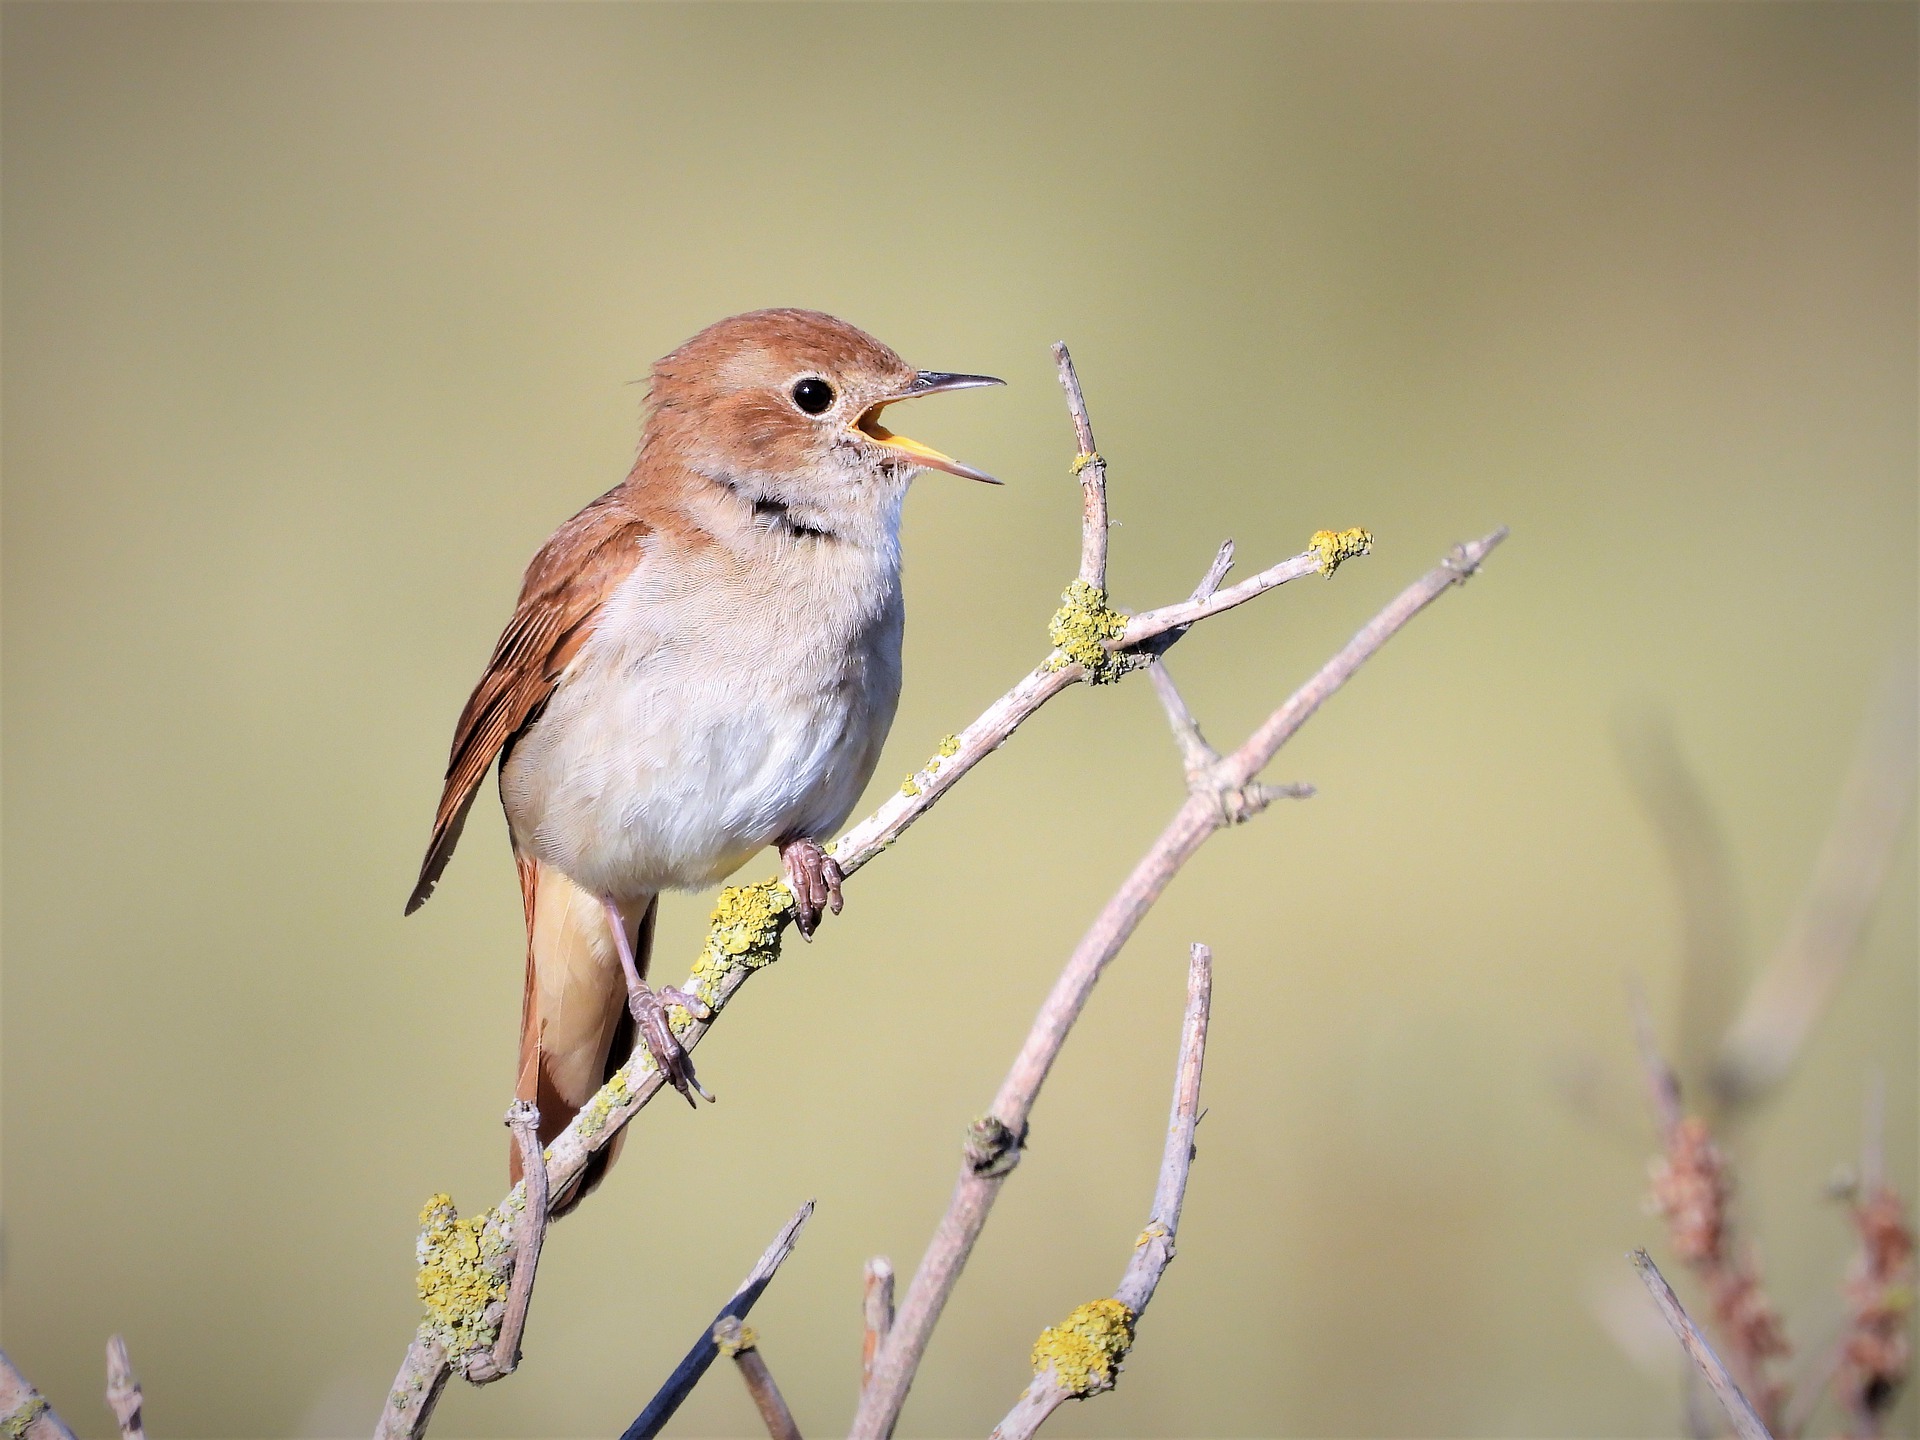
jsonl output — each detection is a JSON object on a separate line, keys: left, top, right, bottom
{"left": 852, "top": 525, "right": 1505, "bottom": 1437}
{"left": 990, "top": 943, "right": 1213, "bottom": 1439}
{"left": 620, "top": 1201, "right": 815, "bottom": 1440}
{"left": 378, "top": 337, "right": 1499, "bottom": 1438}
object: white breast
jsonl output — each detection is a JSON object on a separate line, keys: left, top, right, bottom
{"left": 500, "top": 525, "right": 903, "bottom": 903}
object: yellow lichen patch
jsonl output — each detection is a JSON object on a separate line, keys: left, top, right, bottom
{"left": 688, "top": 878, "right": 791, "bottom": 1007}
{"left": 3, "top": 1395, "right": 49, "bottom": 1440}
{"left": 1031, "top": 1297, "right": 1136, "bottom": 1396}
{"left": 1046, "top": 580, "right": 1131, "bottom": 685}
{"left": 902, "top": 734, "right": 962, "bottom": 795}
{"left": 415, "top": 1193, "right": 507, "bottom": 1357}
{"left": 1308, "top": 527, "right": 1373, "bottom": 578}
{"left": 576, "top": 1068, "right": 634, "bottom": 1138}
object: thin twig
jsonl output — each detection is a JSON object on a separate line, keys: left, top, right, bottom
{"left": 1116, "top": 943, "right": 1212, "bottom": 1314}
{"left": 619, "top": 1201, "right": 814, "bottom": 1440}
{"left": 104, "top": 1336, "right": 145, "bottom": 1440}
{"left": 1714, "top": 654, "right": 1918, "bottom": 1107}
{"left": 1632, "top": 1250, "right": 1776, "bottom": 1440}
{"left": 1190, "top": 539, "right": 1235, "bottom": 603}
{"left": 711, "top": 1318, "right": 803, "bottom": 1440}
{"left": 1118, "top": 550, "right": 1323, "bottom": 652}
{"left": 0, "top": 1350, "right": 78, "bottom": 1440}
{"left": 1052, "top": 343, "right": 1108, "bottom": 591}
{"left": 465, "top": 1103, "right": 548, "bottom": 1383}
{"left": 1148, "top": 662, "right": 1219, "bottom": 777}
{"left": 853, "top": 528, "right": 1507, "bottom": 1438}
{"left": 861, "top": 1259, "right": 894, "bottom": 1391}
{"left": 990, "top": 943, "right": 1213, "bottom": 1440}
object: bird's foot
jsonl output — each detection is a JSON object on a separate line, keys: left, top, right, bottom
{"left": 779, "top": 838, "right": 844, "bottom": 940}
{"left": 658, "top": 985, "right": 714, "bottom": 1025}
{"left": 625, "top": 979, "right": 714, "bottom": 1107}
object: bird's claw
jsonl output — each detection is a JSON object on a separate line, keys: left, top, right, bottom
{"left": 779, "top": 838, "right": 844, "bottom": 940}
{"left": 626, "top": 981, "right": 712, "bottom": 1106}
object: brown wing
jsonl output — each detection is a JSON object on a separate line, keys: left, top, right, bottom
{"left": 406, "top": 488, "right": 649, "bottom": 914}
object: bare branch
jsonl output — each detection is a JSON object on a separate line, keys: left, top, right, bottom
{"left": 711, "top": 1318, "right": 803, "bottom": 1440}
{"left": 1116, "top": 943, "right": 1212, "bottom": 1315}
{"left": 104, "top": 1336, "right": 145, "bottom": 1440}
{"left": 991, "top": 943, "right": 1214, "bottom": 1440}
{"left": 465, "top": 1103, "right": 549, "bottom": 1383}
{"left": 1147, "top": 661, "right": 1219, "bottom": 777}
{"left": 1715, "top": 655, "right": 1918, "bottom": 1107}
{"left": 861, "top": 1259, "right": 894, "bottom": 1392}
{"left": 619, "top": 1200, "right": 814, "bottom": 1440}
{"left": 853, "top": 528, "right": 1507, "bottom": 1438}
{"left": 0, "top": 1350, "right": 78, "bottom": 1440}
{"left": 1052, "top": 343, "right": 1109, "bottom": 591}
{"left": 1632, "top": 1250, "right": 1775, "bottom": 1440}
{"left": 1119, "top": 550, "right": 1324, "bottom": 650}
{"left": 1190, "top": 540, "right": 1235, "bottom": 603}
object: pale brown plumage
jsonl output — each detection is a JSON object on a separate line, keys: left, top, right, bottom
{"left": 409, "top": 309, "right": 1000, "bottom": 1206}
{"left": 408, "top": 490, "right": 651, "bottom": 918}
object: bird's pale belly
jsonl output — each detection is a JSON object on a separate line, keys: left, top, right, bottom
{"left": 500, "top": 614, "right": 898, "bottom": 903}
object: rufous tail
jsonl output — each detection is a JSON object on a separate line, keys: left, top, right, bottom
{"left": 512, "top": 855, "right": 654, "bottom": 1215}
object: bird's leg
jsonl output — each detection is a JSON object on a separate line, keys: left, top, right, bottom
{"left": 602, "top": 898, "right": 713, "bottom": 1106}
{"left": 778, "top": 837, "right": 844, "bottom": 940}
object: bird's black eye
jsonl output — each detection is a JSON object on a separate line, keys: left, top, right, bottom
{"left": 791, "top": 377, "right": 835, "bottom": 415}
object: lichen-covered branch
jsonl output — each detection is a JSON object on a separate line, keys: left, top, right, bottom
{"left": 0, "top": 1351, "right": 78, "bottom": 1440}
{"left": 464, "top": 1103, "right": 549, "bottom": 1383}
{"left": 1632, "top": 1249, "right": 1776, "bottom": 1440}
{"left": 852, "top": 528, "right": 1507, "bottom": 1439}
{"left": 711, "top": 1318, "right": 803, "bottom": 1440}
{"left": 1052, "top": 342, "right": 1108, "bottom": 592}
{"left": 991, "top": 942, "right": 1213, "bottom": 1440}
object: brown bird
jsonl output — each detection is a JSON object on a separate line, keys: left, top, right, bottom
{"left": 409, "top": 309, "right": 1000, "bottom": 1205}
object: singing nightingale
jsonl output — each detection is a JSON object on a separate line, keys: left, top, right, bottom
{"left": 407, "top": 309, "right": 1001, "bottom": 1204}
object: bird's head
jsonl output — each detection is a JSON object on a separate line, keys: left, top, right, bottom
{"left": 642, "top": 309, "right": 1002, "bottom": 540}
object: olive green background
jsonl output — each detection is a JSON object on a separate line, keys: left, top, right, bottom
{"left": 4, "top": 4, "right": 1914, "bottom": 1437}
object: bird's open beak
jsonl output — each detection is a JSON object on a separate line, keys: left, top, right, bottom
{"left": 855, "top": 371, "right": 1005, "bottom": 483}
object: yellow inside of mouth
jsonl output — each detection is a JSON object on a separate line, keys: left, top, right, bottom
{"left": 856, "top": 405, "right": 962, "bottom": 468}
